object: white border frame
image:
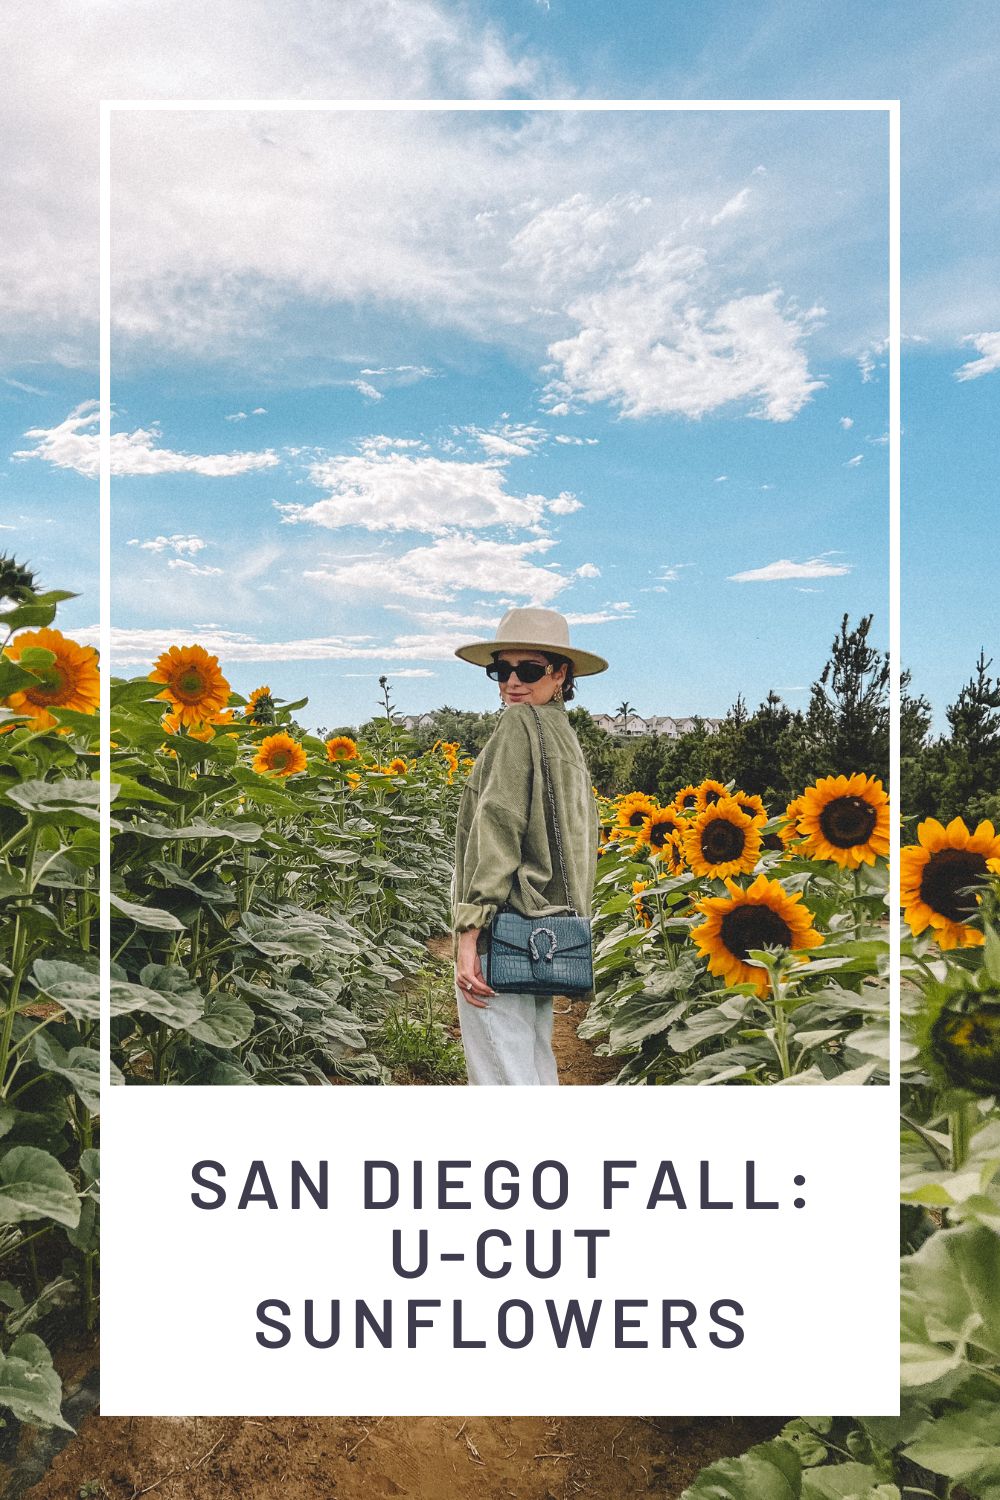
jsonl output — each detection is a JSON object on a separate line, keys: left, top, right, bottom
{"left": 100, "top": 96, "right": 901, "bottom": 1100}
{"left": 98, "top": 96, "right": 901, "bottom": 1419}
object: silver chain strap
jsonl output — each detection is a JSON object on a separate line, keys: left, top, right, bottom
{"left": 528, "top": 704, "right": 574, "bottom": 913}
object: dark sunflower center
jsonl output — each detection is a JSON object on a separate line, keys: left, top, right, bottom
{"left": 650, "top": 820, "right": 677, "bottom": 847}
{"left": 761, "top": 832, "right": 784, "bottom": 851}
{"left": 818, "top": 795, "right": 878, "bottom": 848}
{"left": 28, "top": 664, "right": 69, "bottom": 703}
{"left": 270, "top": 749, "right": 290, "bottom": 769}
{"left": 176, "top": 669, "right": 207, "bottom": 699}
{"left": 700, "top": 817, "right": 746, "bottom": 864}
{"left": 703, "top": 789, "right": 722, "bottom": 805}
{"left": 628, "top": 809, "right": 647, "bottom": 826}
{"left": 720, "top": 904, "right": 793, "bottom": 960}
{"left": 919, "top": 848, "right": 989, "bottom": 923}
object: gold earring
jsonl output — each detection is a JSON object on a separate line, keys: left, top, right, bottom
{"left": 553, "top": 685, "right": 563, "bottom": 701}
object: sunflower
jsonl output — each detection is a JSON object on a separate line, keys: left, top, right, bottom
{"left": 684, "top": 798, "right": 762, "bottom": 879}
{"left": 325, "top": 735, "right": 359, "bottom": 763}
{"left": 2, "top": 628, "right": 100, "bottom": 730}
{"left": 656, "top": 831, "right": 687, "bottom": 876}
{"left": 695, "top": 778, "right": 729, "bottom": 811}
{"left": 244, "top": 684, "right": 275, "bottom": 724}
{"left": 632, "top": 879, "right": 653, "bottom": 928}
{"left": 150, "top": 644, "right": 230, "bottom": 728}
{"left": 732, "top": 791, "right": 768, "bottom": 824}
{"left": 252, "top": 732, "right": 308, "bottom": 778}
{"left": 616, "top": 791, "right": 658, "bottom": 832}
{"left": 161, "top": 706, "right": 238, "bottom": 743}
{"left": 692, "top": 873, "right": 824, "bottom": 995}
{"left": 797, "top": 774, "right": 890, "bottom": 869}
{"left": 346, "top": 771, "right": 361, "bottom": 790}
{"left": 901, "top": 817, "right": 1000, "bottom": 948}
{"left": 673, "top": 784, "right": 700, "bottom": 814}
{"left": 386, "top": 757, "right": 409, "bottom": 775}
{"left": 637, "top": 805, "right": 685, "bottom": 853}
{"left": 779, "top": 794, "right": 807, "bottom": 848}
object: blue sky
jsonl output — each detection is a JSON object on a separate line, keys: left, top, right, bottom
{"left": 3, "top": 2, "right": 996, "bottom": 735}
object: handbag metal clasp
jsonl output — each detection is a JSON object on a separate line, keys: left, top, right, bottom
{"left": 529, "top": 926, "right": 558, "bottom": 963}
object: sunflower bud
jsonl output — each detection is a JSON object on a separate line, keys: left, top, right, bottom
{"left": 0, "top": 554, "right": 39, "bottom": 601}
{"left": 930, "top": 996, "right": 1000, "bottom": 1095}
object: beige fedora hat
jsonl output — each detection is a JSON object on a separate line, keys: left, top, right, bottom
{"left": 454, "top": 606, "right": 608, "bottom": 676}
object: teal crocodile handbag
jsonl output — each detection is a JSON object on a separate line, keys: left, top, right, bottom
{"left": 484, "top": 705, "right": 594, "bottom": 996}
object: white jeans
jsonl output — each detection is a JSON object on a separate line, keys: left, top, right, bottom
{"left": 456, "top": 984, "right": 559, "bottom": 1086}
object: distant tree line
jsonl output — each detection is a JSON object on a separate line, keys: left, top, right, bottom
{"left": 319, "top": 616, "right": 998, "bottom": 823}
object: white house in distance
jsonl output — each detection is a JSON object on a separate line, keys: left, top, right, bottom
{"left": 398, "top": 710, "right": 722, "bottom": 739}
{"left": 589, "top": 712, "right": 723, "bottom": 739}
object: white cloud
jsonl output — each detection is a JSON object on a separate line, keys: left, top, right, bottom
{"left": 563, "top": 608, "right": 635, "bottom": 624}
{"left": 575, "top": 563, "right": 601, "bottom": 578}
{"left": 252, "top": 407, "right": 267, "bottom": 415}
{"left": 545, "top": 245, "right": 824, "bottom": 422}
{"left": 955, "top": 331, "right": 1000, "bottom": 381}
{"left": 839, "top": 415, "right": 854, "bottom": 429}
{"left": 127, "top": 534, "right": 207, "bottom": 557}
{"left": 167, "top": 559, "right": 224, "bottom": 577}
{"left": 467, "top": 422, "right": 547, "bottom": 458}
{"left": 845, "top": 454, "right": 864, "bottom": 467}
{"left": 358, "top": 435, "right": 427, "bottom": 454}
{"left": 2, "top": 376, "right": 49, "bottom": 396}
{"left": 82, "top": 624, "right": 475, "bottom": 668}
{"left": 14, "top": 401, "right": 279, "bottom": 478}
{"left": 505, "top": 191, "right": 652, "bottom": 289}
{"left": 728, "top": 557, "right": 852, "bottom": 583}
{"left": 710, "top": 187, "right": 752, "bottom": 226}
{"left": 278, "top": 449, "right": 557, "bottom": 534}
{"left": 0, "top": 1, "right": 541, "bottom": 364}
{"left": 304, "top": 534, "right": 567, "bottom": 604}
{"left": 343, "top": 668, "right": 435, "bottom": 678}
{"left": 353, "top": 381, "right": 384, "bottom": 402}
{"left": 358, "top": 365, "right": 434, "bottom": 382}
{"left": 715, "top": 474, "right": 728, "bottom": 482}
{"left": 546, "top": 492, "right": 583, "bottom": 515}
{"left": 225, "top": 411, "right": 248, "bottom": 422}
{"left": 553, "top": 434, "right": 598, "bottom": 445}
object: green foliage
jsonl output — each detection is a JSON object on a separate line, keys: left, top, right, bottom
{"left": 0, "top": 571, "right": 100, "bottom": 1433}
{"left": 582, "top": 818, "right": 888, "bottom": 1086}
{"left": 374, "top": 963, "right": 466, "bottom": 1083}
{"left": 109, "top": 681, "right": 464, "bottom": 1086}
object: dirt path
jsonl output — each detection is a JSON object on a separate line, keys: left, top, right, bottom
{"left": 25, "top": 1413, "right": 781, "bottom": 1499}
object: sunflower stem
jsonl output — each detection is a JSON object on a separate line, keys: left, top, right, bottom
{"left": 948, "top": 1099, "right": 977, "bottom": 1171}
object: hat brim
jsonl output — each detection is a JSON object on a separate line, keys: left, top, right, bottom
{"left": 454, "top": 638, "right": 608, "bottom": 676}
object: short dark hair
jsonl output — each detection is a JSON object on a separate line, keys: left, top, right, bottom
{"left": 541, "top": 652, "right": 576, "bottom": 702}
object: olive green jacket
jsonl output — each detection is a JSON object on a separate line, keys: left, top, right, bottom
{"left": 451, "top": 699, "right": 599, "bottom": 953}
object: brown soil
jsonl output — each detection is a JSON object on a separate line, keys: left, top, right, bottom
{"left": 26, "top": 1413, "right": 782, "bottom": 1499}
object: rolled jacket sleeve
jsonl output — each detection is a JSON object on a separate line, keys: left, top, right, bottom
{"left": 453, "top": 710, "right": 532, "bottom": 933}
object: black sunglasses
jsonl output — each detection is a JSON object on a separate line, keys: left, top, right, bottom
{"left": 485, "top": 660, "right": 553, "bottom": 684}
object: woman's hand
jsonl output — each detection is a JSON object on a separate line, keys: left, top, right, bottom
{"left": 455, "top": 928, "right": 496, "bottom": 1007}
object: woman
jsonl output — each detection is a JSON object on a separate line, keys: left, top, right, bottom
{"left": 451, "top": 606, "right": 609, "bottom": 1086}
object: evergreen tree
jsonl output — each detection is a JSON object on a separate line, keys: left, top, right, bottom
{"left": 804, "top": 613, "right": 889, "bottom": 781}
{"left": 941, "top": 651, "right": 1000, "bottom": 821}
